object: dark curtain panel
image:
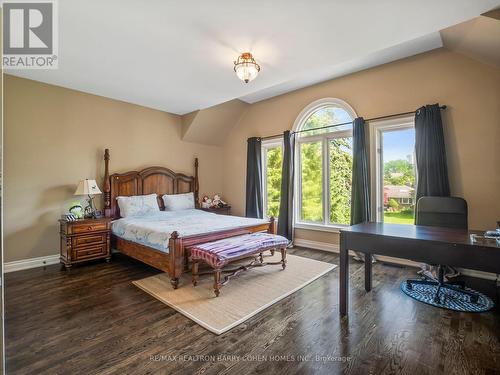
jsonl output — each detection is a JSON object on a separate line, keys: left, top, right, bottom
{"left": 350, "top": 117, "right": 371, "bottom": 225}
{"left": 414, "top": 104, "right": 450, "bottom": 202}
{"left": 245, "top": 137, "right": 263, "bottom": 218}
{"left": 278, "top": 131, "right": 296, "bottom": 241}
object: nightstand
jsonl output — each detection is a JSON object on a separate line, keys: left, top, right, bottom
{"left": 59, "top": 217, "right": 112, "bottom": 270}
{"left": 200, "top": 206, "right": 231, "bottom": 215}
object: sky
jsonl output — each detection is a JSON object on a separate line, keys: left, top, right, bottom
{"left": 382, "top": 128, "right": 415, "bottom": 162}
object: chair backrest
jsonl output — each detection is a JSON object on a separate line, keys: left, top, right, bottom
{"left": 416, "top": 197, "right": 468, "bottom": 229}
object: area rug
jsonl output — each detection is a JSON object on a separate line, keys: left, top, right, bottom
{"left": 133, "top": 254, "right": 336, "bottom": 334}
{"left": 400, "top": 281, "right": 494, "bottom": 312}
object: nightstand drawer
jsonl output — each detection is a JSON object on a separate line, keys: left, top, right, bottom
{"left": 72, "top": 222, "right": 108, "bottom": 234}
{"left": 60, "top": 217, "right": 112, "bottom": 269}
{"left": 72, "top": 233, "right": 107, "bottom": 248}
{"left": 73, "top": 244, "right": 107, "bottom": 260}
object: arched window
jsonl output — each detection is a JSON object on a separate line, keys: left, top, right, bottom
{"left": 294, "top": 98, "right": 356, "bottom": 228}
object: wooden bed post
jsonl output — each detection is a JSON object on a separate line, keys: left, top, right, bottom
{"left": 103, "top": 149, "right": 111, "bottom": 218}
{"left": 268, "top": 216, "right": 277, "bottom": 234}
{"left": 194, "top": 158, "right": 199, "bottom": 208}
{"left": 168, "top": 231, "right": 183, "bottom": 289}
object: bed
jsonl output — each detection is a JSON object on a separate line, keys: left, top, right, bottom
{"left": 102, "top": 149, "right": 276, "bottom": 289}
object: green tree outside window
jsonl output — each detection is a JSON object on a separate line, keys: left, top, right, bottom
{"left": 329, "top": 138, "right": 352, "bottom": 224}
{"left": 300, "top": 142, "right": 323, "bottom": 222}
{"left": 265, "top": 147, "right": 282, "bottom": 218}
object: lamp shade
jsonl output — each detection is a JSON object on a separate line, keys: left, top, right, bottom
{"left": 74, "top": 179, "right": 102, "bottom": 196}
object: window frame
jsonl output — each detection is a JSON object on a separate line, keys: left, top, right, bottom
{"left": 262, "top": 138, "right": 283, "bottom": 220}
{"left": 369, "top": 115, "right": 415, "bottom": 222}
{"left": 293, "top": 98, "right": 357, "bottom": 232}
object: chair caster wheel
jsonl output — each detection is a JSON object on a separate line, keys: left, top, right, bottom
{"left": 470, "top": 295, "right": 479, "bottom": 304}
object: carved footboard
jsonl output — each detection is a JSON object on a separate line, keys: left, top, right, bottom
{"left": 168, "top": 217, "right": 276, "bottom": 289}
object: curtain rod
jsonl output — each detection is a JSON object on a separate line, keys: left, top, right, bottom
{"left": 260, "top": 105, "right": 447, "bottom": 140}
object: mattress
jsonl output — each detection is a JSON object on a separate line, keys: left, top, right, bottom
{"left": 111, "top": 209, "right": 268, "bottom": 253}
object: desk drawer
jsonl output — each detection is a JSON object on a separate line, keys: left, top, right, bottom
{"left": 72, "top": 233, "right": 106, "bottom": 248}
{"left": 72, "top": 222, "right": 108, "bottom": 234}
{"left": 73, "top": 244, "right": 107, "bottom": 260}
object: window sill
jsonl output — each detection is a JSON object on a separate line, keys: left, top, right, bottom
{"left": 294, "top": 222, "right": 347, "bottom": 233}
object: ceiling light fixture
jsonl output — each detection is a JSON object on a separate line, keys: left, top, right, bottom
{"left": 233, "top": 52, "right": 260, "bottom": 83}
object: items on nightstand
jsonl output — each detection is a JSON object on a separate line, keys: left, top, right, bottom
{"left": 59, "top": 216, "right": 112, "bottom": 270}
{"left": 68, "top": 203, "right": 84, "bottom": 218}
{"left": 201, "top": 194, "right": 230, "bottom": 215}
{"left": 74, "top": 179, "right": 102, "bottom": 218}
{"left": 201, "top": 194, "right": 228, "bottom": 209}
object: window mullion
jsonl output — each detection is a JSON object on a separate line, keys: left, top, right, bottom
{"left": 296, "top": 141, "right": 303, "bottom": 223}
{"left": 262, "top": 147, "right": 268, "bottom": 218}
{"left": 323, "top": 137, "right": 329, "bottom": 226}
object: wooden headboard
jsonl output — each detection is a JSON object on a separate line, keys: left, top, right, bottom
{"left": 102, "top": 149, "right": 199, "bottom": 219}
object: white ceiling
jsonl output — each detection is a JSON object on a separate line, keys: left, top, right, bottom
{"left": 7, "top": 0, "right": 500, "bottom": 115}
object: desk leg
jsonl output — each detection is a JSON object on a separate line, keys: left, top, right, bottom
{"left": 339, "top": 234, "right": 348, "bottom": 316}
{"left": 364, "top": 253, "right": 372, "bottom": 292}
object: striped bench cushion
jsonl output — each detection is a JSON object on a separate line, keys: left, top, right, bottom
{"left": 190, "top": 232, "right": 289, "bottom": 269}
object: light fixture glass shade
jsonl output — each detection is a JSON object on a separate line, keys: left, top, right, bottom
{"left": 234, "top": 52, "right": 260, "bottom": 83}
{"left": 74, "top": 179, "right": 102, "bottom": 195}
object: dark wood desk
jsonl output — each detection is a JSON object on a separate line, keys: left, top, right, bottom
{"left": 339, "top": 223, "right": 500, "bottom": 316}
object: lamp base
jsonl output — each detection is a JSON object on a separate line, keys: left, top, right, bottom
{"left": 84, "top": 195, "right": 97, "bottom": 219}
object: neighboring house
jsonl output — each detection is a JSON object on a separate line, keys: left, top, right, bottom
{"left": 384, "top": 185, "right": 415, "bottom": 207}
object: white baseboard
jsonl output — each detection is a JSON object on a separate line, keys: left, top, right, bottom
{"left": 4, "top": 254, "right": 60, "bottom": 273}
{"left": 294, "top": 238, "right": 339, "bottom": 253}
{"left": 459, "top": 269, "right": 499, "bottom": 282}
{"left": 293, "top": 239, "right": 499, "bottom": 282}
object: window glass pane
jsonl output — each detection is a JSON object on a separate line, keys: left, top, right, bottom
{"left": 382, "top": 128, "right": 416, "bottom": 224}
{"left": 300, "top": 141, "right": 323, "bottom": 222}
{"left": 265, "top": 146, "right": 282, "bottom": 218}
{"left": 329, "top": 137, "right": 352, "bottom": 225}
{"left": 301, "top": 106, "right": 352, "bottom": 136}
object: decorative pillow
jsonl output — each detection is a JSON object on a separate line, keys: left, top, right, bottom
{"left": 116, "top": 194, "right": 160, "bottom": 217}
{"left": 162, "top": 192, "right": 195, "bottom": 211}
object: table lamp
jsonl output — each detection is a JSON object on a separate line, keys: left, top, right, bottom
{"left": 74, "top": 179, "right": 102, "bottom": 218}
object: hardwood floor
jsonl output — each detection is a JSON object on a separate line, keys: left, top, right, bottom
{"left": 5, "top": 249, "right": 500, "bottom": 375}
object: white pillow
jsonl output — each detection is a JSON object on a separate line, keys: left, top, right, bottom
{"left": 116, "top": 194, "right": 160, "bottom": 217}
{"left": 162, "top": 192, "right": 195, "bottom": 211}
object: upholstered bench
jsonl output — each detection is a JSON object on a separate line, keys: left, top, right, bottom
{"left": 190, "top": 232, "right": 289, "bottom": 297}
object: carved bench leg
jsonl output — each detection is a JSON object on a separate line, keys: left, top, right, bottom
{"left": 170, "top": 278, "right": 179, "bottom": 289}
{"left": 214, "top": 269, "right": 221, "bottom": 297}
{"left": 192, "top": 259, "right": 199, "bottom": 286}
{"left": 280, "top": 247, "right": 287, "bottom": 270}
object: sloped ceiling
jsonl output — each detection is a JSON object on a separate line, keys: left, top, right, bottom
{"left": 182, "top": 100, "right": 248, "bottom": 146}
{"left": 482, "top": 9, "right": 500, "bottom": 20}
{"left": 441, "top": 15, "right": 500, "bottom": 67}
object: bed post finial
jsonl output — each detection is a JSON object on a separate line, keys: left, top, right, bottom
{"left": 194, "top": 158, "right": 199, "bottom": 208}
{"left": 104, "top": 149, "right": 111, "bottom": 217}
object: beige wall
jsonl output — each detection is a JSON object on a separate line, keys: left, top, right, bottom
{"left": 221, "top": 49, "right": 500, "bottom": 244}
{"left": 4, "top": 76, "right": 224, "bottom": 262}
{"left": 4, "top": 48, "right": 500, "bottom": 261}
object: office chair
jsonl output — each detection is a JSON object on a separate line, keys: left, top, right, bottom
{"left": 406, "top": 196, "right": 480, "bottom": 304}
